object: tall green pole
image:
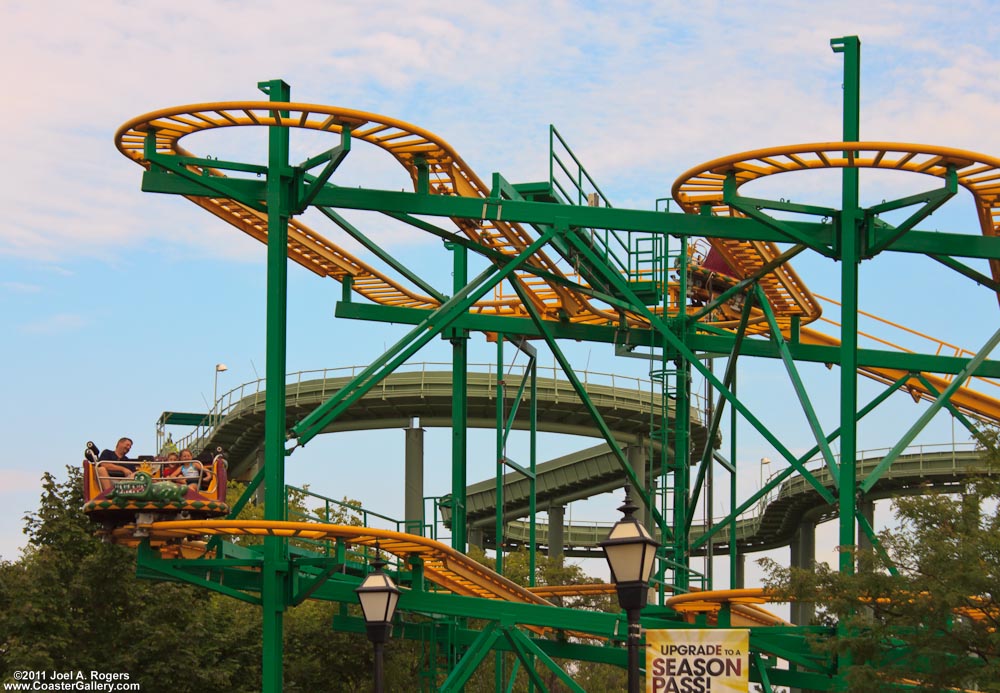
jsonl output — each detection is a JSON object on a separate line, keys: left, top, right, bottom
{"left": 495, "top": 334, "right": 505, "bottom": 577}
{"left": 449, "top": 242, "right": 469, "bottom": 552}
{"left": 832, "top": 36, "right": 861, "bottom": 578}
{"left": 673, "top": 236, "right": 691, "bottom": 592}
{"left": 260, "top": 78, "right": 291, "bottom": 693}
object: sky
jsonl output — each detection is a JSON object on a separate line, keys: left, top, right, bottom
{"left": 3, "top": 0, "right": 1000, "bottom": 601}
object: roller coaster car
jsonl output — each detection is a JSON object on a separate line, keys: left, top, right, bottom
{"left": 82, "top": 441, "right": 229, "bottom": 530}
{"left": 677, "top": 242, "right": 746, "bottom": 319}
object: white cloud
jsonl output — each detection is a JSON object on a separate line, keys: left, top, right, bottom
{"left": 2, "top": 0, "right": 1000, "bottom": 264}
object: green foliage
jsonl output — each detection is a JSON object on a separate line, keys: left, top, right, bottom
{"left": 1, "top": 466, "right": 621, "bottom": 691}
{"left": 763, "top": 428, "right": 1000, "bottom": 692}
{"left": 0, "top": 466, "right": 413, "bottom": 692}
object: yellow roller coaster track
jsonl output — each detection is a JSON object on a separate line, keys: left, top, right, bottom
{"left": 118, "top": 519, "right": 550, "bottom": 604}
{"left": 672, "top": 141, "right": 1000, "bottom": 297}
{"left": 115, "top": 102, "right": 600, "bottom": 321}
{"left": 114, "top": 520, "right": 785, "bottom": 629}
{"left": 115, "top": 107, "right": 1000, "bottom": 420}
{"left": 673, "top": 141, "right": 1000, "bottom": 422}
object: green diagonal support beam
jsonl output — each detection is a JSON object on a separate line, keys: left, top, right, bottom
{"left": 856, "top": 512, "right": 898, "bottom": 577}
{"left": 507, "top": 270, "right": 669, "bottom": 539}
{"left": 913, "top": 372, "right": 996, "bottom": 448}
{"left": 754, "top": 652, "right": 774, "bottom": 693}
{"left": 724, "top": 174, "right": 837, "bottom": 258}
{"left": 143, "top": 139, "right": 267, "bottom": 214}
{"left": 502, "top": 629, "right": 549, "bottom": 693}
{"left": 756, "top": 284, "right": 840, "bottom": 488}
{"left": 440, "top": 623, "right": 503, "bottom": 693}
{"left": 928, "top": 253, "right": 1000, "bottom": 293}
{"left": 861, "top": 325, "right": 1000, "bottom": 493}
{"left": 561, "top": 229, "right": 835, "bottom": 505}
{"left": 292, "top": 227, "right": 558, "bottom": 446}
{"left": 865, "top": 171, "right": 957, "bottom": 256}
{"left": 693, "top": 373, "right": 910, "bottom": 551}
{"left": 506, "top": 628, "right": 586, "bottom": 693}
{"left": 688, "top": 290, "right": 756, "bottom": 526}
{"left": 318, "top": 206, "right": 447, "bottom": 302}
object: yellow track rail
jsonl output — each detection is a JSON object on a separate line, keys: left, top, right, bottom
{"left": 115, "top": 108, "right": 1000, "bottom": 420}
{"left": 665, "top": 588, "right": 789, "bottom": 627}
{"left": 673, "top": 142, "right": 1000, "bottom": 421}
{"left": 119, "top": 520, "right": 788, "bottom": 630}
{"left": 673, "top": 141, "right": 1000, "bottom": 300}
{"left": 120, "top": 519, "right": 554, "bottom": 605}
{"left": 115, "top": 102, "right": 601, "bottom": 321}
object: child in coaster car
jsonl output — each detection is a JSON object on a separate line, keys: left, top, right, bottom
{"left": 169, "top": 449, "right": 204, "bottom": 492}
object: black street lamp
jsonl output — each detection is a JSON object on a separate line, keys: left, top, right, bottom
{"left": 600, "top": 485, "right": 659, "bottom": 693}
{"left": 355, "top": 549, "right": 400, "bottom": 693}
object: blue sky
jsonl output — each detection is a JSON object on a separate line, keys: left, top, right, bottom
{"left": 3, "top": 1, "right": 1000, "bottom": 591}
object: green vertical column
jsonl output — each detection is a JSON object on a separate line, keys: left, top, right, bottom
{"left": 729, "top": 376, "right": 739, "bottom": 589}
{"left": 673, "top": 237, "right": 691, "bottom": 592}
{"left": 494, "top": 335, "right": 505, "bottom": 693}
{"left": 673, "top": 358, "right": 691, "bottom": 591}
{"left": 495, "top": 334, "right": 505, "bottom": 576}
{"left": 529, "top": 355, "right": 537, "bottom": 585}
{"left": 833, "top": 36, "right": 861, "bottom": 578}
{"left": 448, "top": 242, "right": 469, "bottom": 552}
{"left": 259, "top": 78, "right": 291, "bottom": 693}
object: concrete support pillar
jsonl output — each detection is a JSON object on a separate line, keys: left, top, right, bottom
{"left": 627, "top": 444, "right": 650, "bottom": 530}
{"left": 790, "top": 520, "right": 816, "bottom": 625}
{"left": 405, "top": 417, "right": 424, "bottom": 536}
{"left": 468, "top": 527, "right": 484, "bottom": 550}
{"left": 857, "top": 498, "right": 875, "bottom": 554}
{"left": 548, "top": 504, "right": 565, "bottom": 558}
{"left": 251, "top": 446, "right": 266, "bottom": 506}
{"left": 734, "top": 551, "right": 745, "bottom": 589}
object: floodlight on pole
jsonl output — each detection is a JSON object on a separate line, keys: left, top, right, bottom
{"left": 213, "top": 363, "right": 228, "bottom": 430}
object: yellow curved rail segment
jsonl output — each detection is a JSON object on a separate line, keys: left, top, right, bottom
{"left": 673, "top": 141, "right": 1000, "bottom": 297}
{"left": 127, "top": 521, "right": 791, "bottom": 631}
{"left": 674, "top": 142, "right": 1000, "bottom": 422}
{"left": 665, "top": 588, "right": 789, "bottom": 627}
{"left": 127, "top": 519, "right": 553, "bottom": 606}
{"left": 115, "top": 102, "right": 603, "bottom": 322}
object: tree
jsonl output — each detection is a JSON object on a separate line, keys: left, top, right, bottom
{"left": 763, "top": 428, "right": 1000, "bottom": 692}
{"left": 0, "top": 466, "right": 248, "bottom": 692}
{"left": 0, "top": 466, "right": 416, "bottom": 692}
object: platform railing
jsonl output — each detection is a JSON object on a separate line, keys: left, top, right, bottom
{"left": 172, "top": 362, "right": 709, "bottom": 453}
{"left": 494, "top": 441, "right": 987, "bottom": 552}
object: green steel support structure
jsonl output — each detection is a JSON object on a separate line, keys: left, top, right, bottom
{"left": 450, "top": 241, "right": 470, "bottom": 552}
{"left": 120, "top": 34, "right": 1000, "bottom": 692}
{"left": 260, "top": 78, "right": 292, "bottom": 693}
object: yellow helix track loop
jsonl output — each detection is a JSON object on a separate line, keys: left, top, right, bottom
{"left": 114, "top": 102, "right": 606, "bottom": 322}
{"left": 673, "top": 141, "right": 1000, "bottom": 311}
{"left": 115, "top": 108, "right": 1000, "bottom": 420}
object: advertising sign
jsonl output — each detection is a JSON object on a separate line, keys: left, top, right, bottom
{"left": 646, "top": 629, "right": 749, "bottom": 693}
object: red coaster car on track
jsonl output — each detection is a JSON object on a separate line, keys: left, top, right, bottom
{"left": 82, "top": 441, "right": 229, "bottom": 533}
